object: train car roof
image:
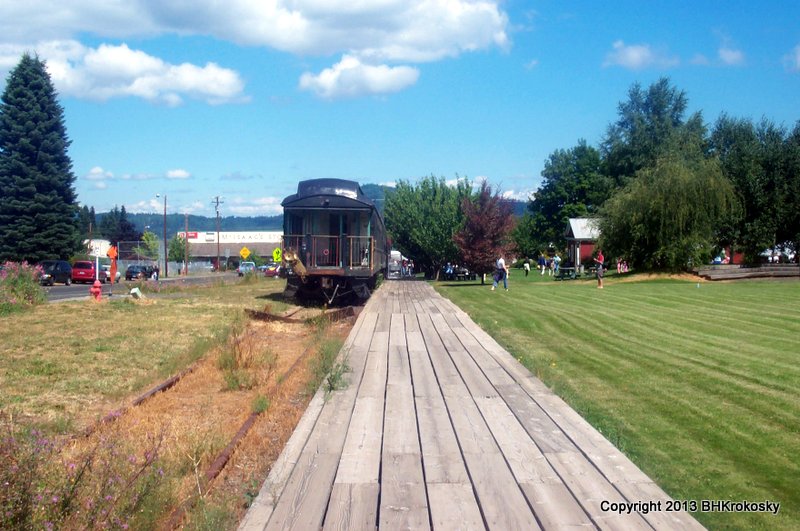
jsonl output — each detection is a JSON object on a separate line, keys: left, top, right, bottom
{"left": 282, "top": 178, "right": 376, "bottom": 210}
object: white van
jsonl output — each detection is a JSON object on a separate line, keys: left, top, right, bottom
{"left": 387, "top": 250, "right": 402, "bottom": 279}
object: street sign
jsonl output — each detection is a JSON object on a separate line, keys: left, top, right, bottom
{"left": 272, "top": 247, "right": 282, "bottom": 262}
{"left": 240, "top": 246, "right": 251, "bottom": 260}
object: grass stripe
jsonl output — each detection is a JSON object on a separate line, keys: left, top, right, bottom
{"left": 435, "top": 274, "right": 799, "bottom": 531}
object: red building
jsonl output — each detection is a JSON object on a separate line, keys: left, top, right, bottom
{"left": 565, "top": 218, "right": 599, "bottom": 269}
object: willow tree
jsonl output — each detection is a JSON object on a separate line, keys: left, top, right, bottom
{"left": 0, "top": 54, "right": 80, "bottom": 262}
{"left": 599, "top": 154, "right": 740, "bottom": 270}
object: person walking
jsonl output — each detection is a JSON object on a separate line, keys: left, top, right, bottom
{"left": 538, "top": 254, "right": 546, "bottom": 275}
{"left": 523, "top": 259, "right": 530, "bottom": 277}
{"left": 593, "top": 249, "right": 605, "bottom": 289}
{"left": 491, "top": 255, "right": 509, "bottom": 291}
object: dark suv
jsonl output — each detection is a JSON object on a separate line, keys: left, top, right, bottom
{"left": 38, "top": 260, "right": 72, "bottom": 286}
{"left": 125, "top": 264, "right": 155, "bottom": 281}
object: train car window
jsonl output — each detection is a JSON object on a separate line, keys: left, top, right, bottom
{"left": 286, "top": 213, "right": 303, "bottom": 235}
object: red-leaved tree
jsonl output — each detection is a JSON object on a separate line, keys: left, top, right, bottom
{"left": 453, "top": 181, "right": 515, "bottom": 284}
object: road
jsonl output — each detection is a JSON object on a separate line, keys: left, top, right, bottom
{"left": 44, "top": 272, "right": 241, "bottom": 302}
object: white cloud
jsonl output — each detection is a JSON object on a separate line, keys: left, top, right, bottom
{"left": 0, "top": 41, "right": 246, "bottom": 105}
{"left": 502, "top": 189, "right": 533, "bottom": 202}
{"left": 0, "top": 1, "right": 509, "bottom": 99}
{"left": 300, "top": 54, "right": 419, "bottom": 99}
{"left": 603, "top": 40, "right": 679, "bottom": 70}
{"left": 85, "top": 166, "right": 114, "bottom": 181}
{"left": 690, "top": 53, "right": 710, "bottom": 66}
{"left": 718, "top": 46, "right": 744, "bottom": 66}
{"left": 93, "top": 181, "right": 109, "bottom": 190}
{"left": 524, "top": 59, "right": 539, "bottom": 70}
{"left": 127, "top": 198, "right": 164, "bottom": 214}
{"left": 784, "top": 44, "right": 800, "bottom": 72}
{"left": 227, "top": 196, "right": 283, "bottom": 216}
{"left": 166, "top": 169, "right": 191, "bottom": 179}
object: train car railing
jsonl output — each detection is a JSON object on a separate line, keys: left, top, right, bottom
{"left": 347, "top": 236, "right": 373, "bottom": 269}
{"left": 283, "top": 235, "right": 377, "bottom": 271}
{"left": 312, "top": 235, "right": 339, "bottom": 267}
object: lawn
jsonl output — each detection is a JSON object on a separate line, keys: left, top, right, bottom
{"left": 0, "top": 277, "right": 289, "bottom": 432}
{"left": 435, "top": 270, "right": 799, "bottom": 531}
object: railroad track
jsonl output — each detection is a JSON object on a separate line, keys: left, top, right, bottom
{"left": 72, "top": 304, "right": 358, "bottom": 527}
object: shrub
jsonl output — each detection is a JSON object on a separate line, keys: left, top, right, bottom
{"left": 0, "top": 261, "right": 46, "bottom": 314}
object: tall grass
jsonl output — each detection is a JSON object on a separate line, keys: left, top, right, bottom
{"left": 436, "top": 274, "right": 800, "bottom": 531}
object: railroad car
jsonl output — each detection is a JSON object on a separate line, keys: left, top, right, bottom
{"left": 281, "top": 179, "right": 388, "bottom": 303}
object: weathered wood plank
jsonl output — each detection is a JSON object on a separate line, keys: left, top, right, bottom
{"left": 547, "top": 452, "right": 651, "bottom": 531}
{"left": 322, "top": 483, "right": 379, "bottom": 531}
{"left": 334, "top": 396, "right": 383, "bottom": 484}
{"left": 427, "top": 483, "right": 485, "bottom": 530}
{"left": 265, "top": 452, "right": 341, "bottom": 531}
{"left": 379, "top": 453, "right": 430, "bottom": 530}
{"left": 238, "top": 388, "right": 327, "bottom": 531}
{"left": 466, "top": 452, "right": 542, "bottom": 530}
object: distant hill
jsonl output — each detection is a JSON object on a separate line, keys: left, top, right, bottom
{"left": 96, "top": 212, "right": 283, "bottom": 237}
{"left": 95, "top": 183, "right": 527, "bottom": 236}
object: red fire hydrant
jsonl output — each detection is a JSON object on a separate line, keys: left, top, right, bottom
{"left": 89, "top": 279, "right": 103, "bottom": 301}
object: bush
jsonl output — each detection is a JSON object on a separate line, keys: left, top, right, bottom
{"left": 0, "top": 261, "right": 46, "bottom": 314}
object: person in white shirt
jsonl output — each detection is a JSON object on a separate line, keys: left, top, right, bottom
{"left": 491, "top": 256, "right": 509, "bottom": 291}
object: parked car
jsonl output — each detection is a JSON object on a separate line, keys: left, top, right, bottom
{"left": 38, "top": 260, "right": 72, "bottom": 286}
{"left": 238, "top": 261, "right": 256, "bottom": 276}
{"left": 71, "top": 260, "right": 107, "bottom": 284}
{"left": 125, "top": 264, "right": 155, "bottom": 281}
{"left": 101, "top": 264, "right": 122, "bottom": 283}
{"left": 263, "top": 262, "right": 281, "bottom": 277}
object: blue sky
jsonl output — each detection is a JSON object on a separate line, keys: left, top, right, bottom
{"left": 1, "top": 1, "right": 798, "bottom": 217}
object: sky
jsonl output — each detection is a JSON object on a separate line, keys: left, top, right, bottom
{"left": 1, "top": 0, "right": 798, "bottom": 218}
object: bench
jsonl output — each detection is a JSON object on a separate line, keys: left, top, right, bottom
{"left": 554, "top": 267, "right": 578, "bottom": 281}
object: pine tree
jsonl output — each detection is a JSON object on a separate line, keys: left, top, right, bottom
{"left": 0, "top": 53, "right": 80, "bottom": 262}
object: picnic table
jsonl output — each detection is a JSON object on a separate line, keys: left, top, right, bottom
{"left": 554, "top": 266, "right": 578, "bottom": 280}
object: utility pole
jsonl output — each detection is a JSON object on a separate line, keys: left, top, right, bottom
{"left": 184, "top": 213, "right": 189, "bottom": 275}
{"left": 213, "top": 196, "right": 223, "bottom": 271}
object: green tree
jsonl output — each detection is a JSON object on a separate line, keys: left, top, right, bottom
{"left": 599, "top": 153, "right": 739, "bottom": 271}
{"left": 510, "top": 213, "right": 538, "bottom": 261}
{"left": 0, "top": 53, "right": 81, "bottom": 262}
{"left": 527, "top": 140, "right": 607, "bottom": 251}
{"left": 710, "top": 116, "right": 789, "bottom": 262}
{"left": 140, "top": 230, "right": 160, "bottom": 260}
{"left": 602, "top": 77, "right": 705, "bottom": 184}
{"left": 453, "top": 181, "right": 515, "bottom": 283}
{"left": 783, "top": 122, "right": 800, "bottom": 261}
{"left": 168, "top": 234, "right": 189, "bottom": 267}
{"left": 384, "top": 175, "right": 472, "bottom": 278}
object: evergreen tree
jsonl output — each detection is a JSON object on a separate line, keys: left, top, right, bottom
{"left": 0, "top": 53, "right": 81, "bottom": 262}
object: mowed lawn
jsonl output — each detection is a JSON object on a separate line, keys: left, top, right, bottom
{"left": 435, "top": 271, "right": 799, "bottom": 531}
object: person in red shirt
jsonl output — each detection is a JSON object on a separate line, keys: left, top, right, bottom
{"left": 593, "top": 250, "right": 605, "bottom": 289}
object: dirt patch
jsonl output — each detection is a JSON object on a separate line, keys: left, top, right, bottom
{"left": 64, "top": 307, "right": 354, "bottom": 529}
{"left": 612, "top": 272, "right": 704, "bottom": 283}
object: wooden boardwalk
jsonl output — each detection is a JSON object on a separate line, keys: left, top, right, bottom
{"left": 240, "top": 281, "right": 704, "bottom": 530}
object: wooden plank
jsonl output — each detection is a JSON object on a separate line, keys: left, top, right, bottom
{"left": 334, "top": 396, "right": 383, "bottom": 484}
{"left": 379, "top": 453, "right": 430, "bottom": 530}
{"left": 265, "top": 452, "right": 341, "bottom": 531}
{"left": 547, "top": 452, "right": 651, "bottom": 531}
{"left": 238, "top": 388, "right": 327, "bottom": 531}
{"left": 415, "top": 399, "right": 471, "bottom": 485}
{"left": 322, "top": 483, "right": 379, "bottom": 531}
{"left": 519, "top": 482, "right": 595, "bottom": 530}
{"left": 495, "top": 384, "right": 577, "bottom": 455}
{"left": 266, "top": 306, "right": 378, "bottom": 529}
{"left": 465, "top": 451, "right": 541, "bottom": 531}
{"left": 427, "top": 483, "right": 485, "bottom": 531}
